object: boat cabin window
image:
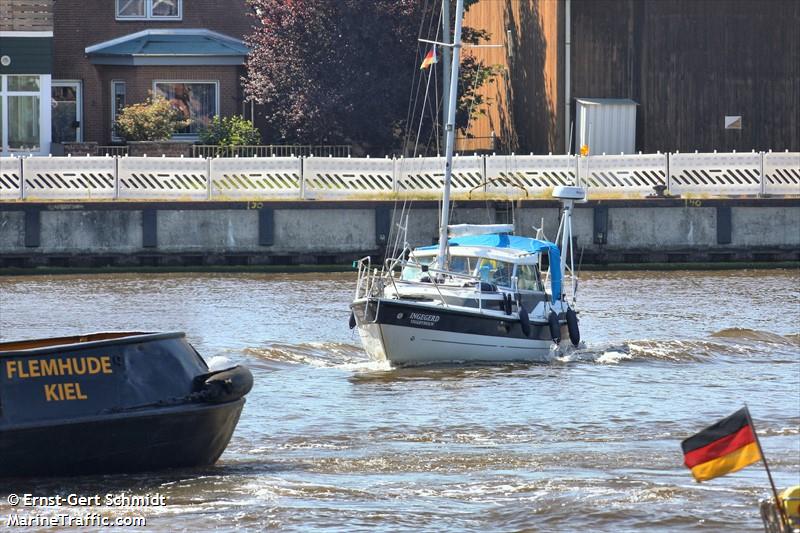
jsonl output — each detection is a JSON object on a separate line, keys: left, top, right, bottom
{"left": 476, "top": 258, "right": 514, "bottom": 287}
{"left": 449, "top": 255, "right": 479, "bottom": 275}
{"left": 515, "top": 264, "right": 544, "bottom": 291}
{"left": 401, "top": 255, "right": 434, "bottom": 280}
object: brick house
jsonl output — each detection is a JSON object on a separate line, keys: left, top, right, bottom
{"left": 0, "top": 0, "right": 53, "bottom": 156}
{"left": 52, "top": 0, "right": 252, "bottom": 149}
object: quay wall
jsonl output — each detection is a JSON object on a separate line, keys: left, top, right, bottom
{"left": 0, "top": 200, "right": 798, "bottom": 269}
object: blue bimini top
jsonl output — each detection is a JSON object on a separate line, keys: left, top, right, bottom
{"left": 418, "top": 234, "right": 562, "bottom": 303}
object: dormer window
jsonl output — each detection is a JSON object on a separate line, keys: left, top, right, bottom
{"left": 116, "top": 0, "right": 182, "bottom": 21}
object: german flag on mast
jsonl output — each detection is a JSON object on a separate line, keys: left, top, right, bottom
{"left": 420, "top": 48, "right": 437, "bottom": 70}
{"left": 681, "top": 407, "right": 762, "bottom": 482}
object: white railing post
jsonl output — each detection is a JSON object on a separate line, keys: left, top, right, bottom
{"left": 481, "top": 153, "right": 487, "bottom": 191}
{"left": 206, "top": 157, "right": 212, "bottom": 200}
{"left": 20, "top": 156, "right": 26, "bottom": 200}
{"left": 297, "top": 156, "right": 306, "bottom": 200}
{"left": 666, "top": 152, "right": 672, "bottom": 196}
{"left": 114, "top": 156, "right": 120, "bottom": 200}
{"left": 392, "top": 156, "right": 398, "bottom": 193}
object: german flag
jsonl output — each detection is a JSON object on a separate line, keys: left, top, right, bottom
{"left": 681, "top": 407, "right": 763, "bottom": 482}
{"left": 420, "top": 48, "right": 437, "bottom": 70}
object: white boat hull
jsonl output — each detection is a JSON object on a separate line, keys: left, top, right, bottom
{"left": 357, "top": 322, "right": 557, "bottom": 365}
{"left": 352, "top": 298, "right": 567, "bottom": 366}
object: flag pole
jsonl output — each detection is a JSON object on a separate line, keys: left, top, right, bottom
{"left": 744, "top": 405, "right": 789, "bottom": 529}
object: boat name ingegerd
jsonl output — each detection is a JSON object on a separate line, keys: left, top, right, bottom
{"left": 408, "top": 313, "right": 441, "bottom": 327}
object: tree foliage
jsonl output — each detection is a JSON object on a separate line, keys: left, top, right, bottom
{"left": 115, "top": 94, "right": 188, "bottom": 142}
{"left": 200, "top": 115, "right": 261, "bottom": 146}
{"left": 243, "top": 0, "right": 498, "bottom": 153}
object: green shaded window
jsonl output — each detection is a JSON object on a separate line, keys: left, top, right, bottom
{"left": 8, "top": 95, "right": 40, "bottom": 151}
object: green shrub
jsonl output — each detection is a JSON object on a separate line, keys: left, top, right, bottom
{"left": 200, "top": 115, "right": 261, "bottom": 146}
{"left": 115, "top": 94, "right": 188, "bottom": 141}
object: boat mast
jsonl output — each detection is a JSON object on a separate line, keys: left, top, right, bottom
{"left": 436, "top": 0, "right": 464, "bottom": 269}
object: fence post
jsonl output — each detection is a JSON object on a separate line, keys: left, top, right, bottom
{"left": 666, "top": 152, "right": 672, "bottom": 196}
{"left": 17, "top": 157, "right": 25, "bottom": 200}
{"left": 206, "top": 157, "right": 212, "bottom": 200}
{"left": 392, "top": 156, "right": 398, "bottom": 193}
{"left": 481, "top": 154, "right": 487, "bottom": 192}
{"left": 20, "top": 156, "right": 26, "bottom": 200}
{"left": 114, "top": 156, "right": 120, "bottom": 200}
{"left": 299, "top": 156, "right": 306, "bottom": 200}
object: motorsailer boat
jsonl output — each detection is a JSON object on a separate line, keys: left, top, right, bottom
{"left": 350, "top": 189, "right": 583, "bottom": 365}
{"left": 349, "top": 0, "right": 584, "bottom": 365}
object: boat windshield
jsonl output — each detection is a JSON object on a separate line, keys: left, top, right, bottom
{"left": 476, "top": 258, "right": 514, "bottom": 287}
{"left": 401, "top": 255, "right": 434, "bottom": 280}
{"left": 516, "top": 263, "right": 545, "bottom": 291}
{"left": 449, "top": 255, "right": 480, "bottom": 276}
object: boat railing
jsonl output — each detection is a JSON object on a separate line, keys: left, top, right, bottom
{"left": 354, "top": 256, "right": 372, "bottom": 300}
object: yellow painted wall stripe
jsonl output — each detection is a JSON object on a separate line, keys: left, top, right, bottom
{"left": 690, "top": 441, "right": 761, "bottom": 482}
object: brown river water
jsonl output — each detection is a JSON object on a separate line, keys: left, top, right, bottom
{"left": 0, "top": 269, "right": 798, "bottom": 532}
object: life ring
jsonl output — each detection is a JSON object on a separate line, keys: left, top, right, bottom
{"left": 566, "top": 308, "right": 580, "bottom": 346}
{"left": 548, "top": 311, "right": 561, "bottom": 344}
{"left": 519, "top": 306, "right": 531, "bottom": 337}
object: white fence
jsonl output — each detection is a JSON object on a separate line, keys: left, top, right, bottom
{"left": 22, "top": 156, "right": 116, "bottom": 201}
{"left": 396, "top": 155, "right": 484, "bottom": 197}
{"left": 0, "top": 152, "right": 797, "bottom": 201}
{"left": 669, "top": 152, "right": 762, "bottom": 196}
{"left": 304, "top": 156, "right": 394, "bottom": 199}
{"left": 210, "top": 157, "right": 301, "bottom": 200}
{"left": 485, "top": 154, "right": 576, "bottom": 197}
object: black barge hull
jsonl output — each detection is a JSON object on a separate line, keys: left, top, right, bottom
{"left": 0, "top": 400, "right": 244, "bottom": 477}
{"left": 0, "top": 332, "right": 252, "bottom": 477}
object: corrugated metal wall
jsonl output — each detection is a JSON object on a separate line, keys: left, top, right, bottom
{"left": 461, "top": 0, "right": 799, "bottom": 154}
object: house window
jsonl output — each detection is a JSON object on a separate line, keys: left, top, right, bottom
{"left": 154, "top": 81, "right": 218, "bottom": 137}
{"left": 116, "top": 0, "right": 181, "bottom": 20}
{"left": 111, "top": 81, "right": 127, "bottom": 141}
{"left": 1, "top": 75, "right": 43, "bottom": 153}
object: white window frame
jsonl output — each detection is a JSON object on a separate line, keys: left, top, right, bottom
{"left": 152, "top": 80, "right": 220, "bottom": 140}
{"left": 110, "top": 80, "right": 127, "bottom": 142}
{"left": 0, "top": 74, "right": 51, "bottom": 156}
{"left": 51, "top": 80, "right": 83, "bottom": 143}
{"left": 116, "top": 0, "right": 182, "bottom": 21}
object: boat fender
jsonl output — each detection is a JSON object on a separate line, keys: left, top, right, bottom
{"left": 349, "top": 311, "right": 357, "bottom": 329}
{"left": 781, "top": 485, "right": 800, "bottom": 522}
{"left": 503, "top": 293, "right": 512, "bottom": 315}
{"left": 198, "top": 365, "right": 254, "bottom": 404}
{"left": 548, "top": 311, "right": 561, "bottom": 344}
{"left": 519, "top": 306, "right": 531, "bottom": 337}
{"left": 566, "top": 307, "right": 580, "bottom": 346}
